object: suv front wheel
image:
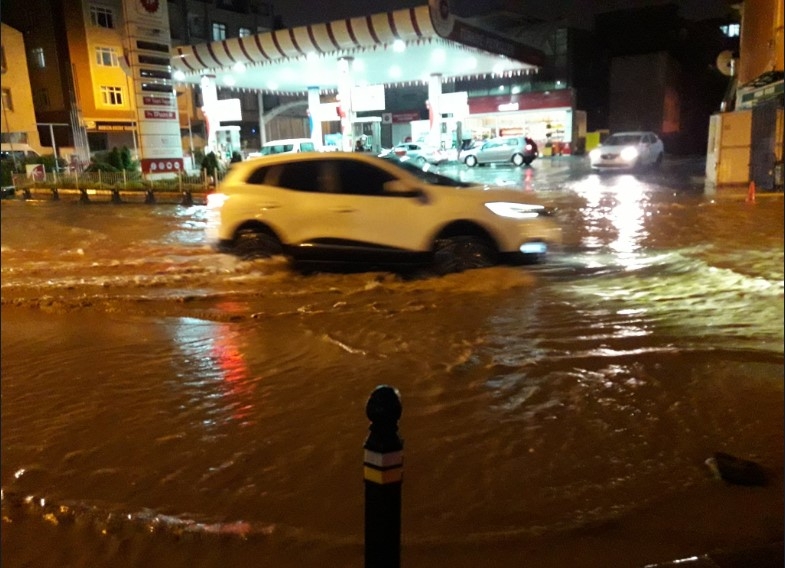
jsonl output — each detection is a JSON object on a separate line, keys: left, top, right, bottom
{"left": 433, "top": 235, "right": 498, "bottom": 274}
{"left": 234, "top": 227, "right": 283, "bottom": 258}
{"left": 464, "top": 155, "right": 478, "bottom": 167}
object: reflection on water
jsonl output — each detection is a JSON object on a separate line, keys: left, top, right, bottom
{"left": 1, "top": 193, "right": 783, "bottom": 568}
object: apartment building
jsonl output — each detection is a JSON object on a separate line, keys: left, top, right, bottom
{"left": 0, "top": 0, "right": 273, "bottom": 163}
{"left": 1, "top": 23, "right": 43, "bottom": 153}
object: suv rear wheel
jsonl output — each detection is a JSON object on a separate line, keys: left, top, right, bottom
{"left": 512, "top": 153, "right": 524, "bottom": 166}
{"left": 234, "top": 227, "right": 283, "bottom": 258}
{"left": 433, "top": 235, "right": 498, "bottom": 274}
{"left": 464, "top": 155, "right": 478, "bottom": 167}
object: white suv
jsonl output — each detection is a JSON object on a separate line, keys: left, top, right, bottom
{"left": 206, "top": 153, "right": 561, "bottom": 274}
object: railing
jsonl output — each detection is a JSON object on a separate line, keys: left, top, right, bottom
{"left": 9, "top": 170, "right": 227, "bottom": 204}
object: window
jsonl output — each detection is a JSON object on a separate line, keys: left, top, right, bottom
{"left": 34, "top": 88, "right": 50, "bottom": 109}
{"left": 30, "top": 48, "right": 45, "bottom": 69}
{"left": 212, "top": 22, "right": 227, "bottom": 40}
{"left": 1, "top": 88, "right": 13, "bottom": 112}
{"left": 238, "top": 27, "right": 252, "bottom": 37}
{"left": 334, "top": 160, "right": 394, "bottom": 196}
{"left": 100, "top": 85, "right": 123, "bottom": 106}
{"left": 90, "top": 5, "right": 114, "bottom": 28}
{"left": 95, "top": 46, "right": 118, "bottom": 67}
{"left": 721, "top": 23, "right": 740, "bottom": 38}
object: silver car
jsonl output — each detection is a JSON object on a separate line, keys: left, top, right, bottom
{"left": 462, "top": 136, "right": 539, "bottom": 167}
{"left": 589, "top": 131, "right": 664, "bottom": 171}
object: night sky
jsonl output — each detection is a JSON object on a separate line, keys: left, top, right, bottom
{"left": 273, "top": 0, "right": 732, "bottom": 28}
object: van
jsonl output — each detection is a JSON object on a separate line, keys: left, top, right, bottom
{"left": 1, "top": 143, "right": 41, "bottom": 163}
{"left": 249, "top": 138, "right": 317, "bottom": 158}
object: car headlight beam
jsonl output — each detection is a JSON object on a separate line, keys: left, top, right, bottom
{"left": 485, "top": 202, "right": 545, "bottom": 219}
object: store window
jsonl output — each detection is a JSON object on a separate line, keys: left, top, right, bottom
{"left": 90, "top": 5, "right": 114, "bottom": 29}
{"left": 100, "top": 85, "right": 123, "bottom": 106}
{"left": 30, "top": 47, "right": 45, "bottom": 69}
{"left": 238, "top": 27, "right": 252, "bottom": 37}
{"left": 212, "top": 22, "right": 227, "bottom": 40}
{"left": 95, "top": 46, "right": 119, "bottom": 67}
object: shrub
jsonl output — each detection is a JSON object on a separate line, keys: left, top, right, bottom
{"left": 85, "top": 161, "right": 120, "bottom": 173}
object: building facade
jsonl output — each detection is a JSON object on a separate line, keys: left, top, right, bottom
{"left": 0, "top": 23, "right": 43, "bottom": 153}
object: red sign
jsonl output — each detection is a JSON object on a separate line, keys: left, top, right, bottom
{"left": 144, "top": 110, "right": 176, "bottom": 120}
{"left": 141, "top": 158, "right": 183, "bottom": 174}
{"left": 392, "top": 111, "right": 422, "bottom": 123}
{"left": 143, "top": 95, "right": 173, "bottom": 106}
{"left": 140, "top": 0, "right": 159, "bottom": 14}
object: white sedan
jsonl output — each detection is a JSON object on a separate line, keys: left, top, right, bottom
{"left": 589, "top": 131, "right": 664, "bottom": 171}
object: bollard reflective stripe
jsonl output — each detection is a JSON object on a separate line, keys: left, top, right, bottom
{"left": 364, "top": 449, "right": 404, "bottom": 484}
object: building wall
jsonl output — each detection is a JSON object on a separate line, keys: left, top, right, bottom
{"left": 0, "top": 23, "right": 43, "bottom": 151}
{"left": 737, "top": 0, "right": 785, "bottom": 85}
{"left": 608, "top": 52, "right": 679, "bottom": 135}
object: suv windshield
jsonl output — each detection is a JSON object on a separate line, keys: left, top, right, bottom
{"left": 605, "top": 134, "right": 643, "bottom": 146}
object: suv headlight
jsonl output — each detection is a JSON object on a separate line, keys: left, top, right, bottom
{"left": 485, "top": 202, "right": 546, "bottom": 219}
{"left": 206, "top": 192, "right": 229, "bottom": 210}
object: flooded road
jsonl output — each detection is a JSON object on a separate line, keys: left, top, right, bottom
{"left": 2, "top": 159, "right": 783, "bottom": 567}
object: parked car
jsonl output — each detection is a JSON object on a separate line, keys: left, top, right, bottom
{"left": 1, "top": 143, "right": 41, "bottom": 163}
{"left": 206, "top": 152, "right": 561, "bottom": 274}
{"left": 589, "top": 131, "right": 664, "bottom": 171}
{"left": 247, "top": 138, "right": 317, "bottom": 158}
{"left": 379, "top": 143, "right": 448, "bottom": 165}
{"left": 462, "top": 136, "right": 538, "bottom": 167}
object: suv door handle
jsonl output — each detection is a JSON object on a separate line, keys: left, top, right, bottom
{"left": 330, "top": 206, "right": 356, "bottom": 213}
{"left": 259, "top": 202, "right": 281, "bottom": 209}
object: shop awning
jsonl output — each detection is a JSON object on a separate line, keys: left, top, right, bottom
{"left": 170, "top": 3, "right": 545, "bottom": 95}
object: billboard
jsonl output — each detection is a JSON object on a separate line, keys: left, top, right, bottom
{"left": 122, "top": 0, "right": 183, "bottom": 173}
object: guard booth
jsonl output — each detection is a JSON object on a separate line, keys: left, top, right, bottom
{"left": 353, "top": 118, "right": 382, "bottom": 153}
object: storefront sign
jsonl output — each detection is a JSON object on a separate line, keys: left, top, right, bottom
{"left": 469, "top": 89, "right": 573, "bottom": 115}
{"left": 95, "top": 122, "right": 136, "bottom": 131}
{"left": 143, "top": 95, "right": 174, "bottom": 107}
{"left": 392, "top": 111, "right": 422, "bottom": 123}
{"left": 144, "top": 110, "right": 176, "bottom": 120}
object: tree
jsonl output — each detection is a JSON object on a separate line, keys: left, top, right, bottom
{"left": 120, "top": 146, "right": 133, "bottom": 171}
{"left": 108, "top": 147, "right": 123, "bottom": 171}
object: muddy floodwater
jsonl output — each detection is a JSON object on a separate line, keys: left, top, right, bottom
{"left": 1, "top": 165, "right": 783, "bottom": 567}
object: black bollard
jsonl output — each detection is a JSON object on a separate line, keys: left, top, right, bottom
{"left": 364, "top": 385, "right": 403, "bottom": 568}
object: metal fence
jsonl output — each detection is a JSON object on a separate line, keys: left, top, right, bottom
{"left": 11, "top": 169, "right": 227, "bottom": 193}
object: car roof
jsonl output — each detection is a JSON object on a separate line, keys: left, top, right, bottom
{"left": 227, "top": 151, "right": 424, "bottom": 182}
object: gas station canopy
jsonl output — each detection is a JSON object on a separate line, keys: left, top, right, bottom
{"left": 170, "top": 3, "right": 545, "bottom": 94}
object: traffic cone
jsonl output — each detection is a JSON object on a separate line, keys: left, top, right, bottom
{"left": 746, "top": 180, "right": 756, "bottom": 203}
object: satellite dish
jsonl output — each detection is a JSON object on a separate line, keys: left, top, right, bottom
{"left": 716, "top": 50, "right": 736, "bottom": 76}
